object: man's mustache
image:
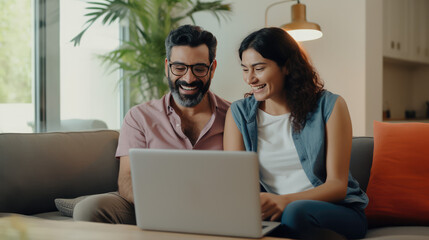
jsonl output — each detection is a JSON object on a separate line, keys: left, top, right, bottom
{"left": 175, "top": 79, "right": 203, "bottom": 89}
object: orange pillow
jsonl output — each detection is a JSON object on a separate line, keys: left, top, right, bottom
{"left": 365, "top": 121, "right": 429, "bottom": 227}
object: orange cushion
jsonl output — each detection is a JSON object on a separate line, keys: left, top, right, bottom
{"left": 365, "top": 121, "right": 429, "bottom": 227}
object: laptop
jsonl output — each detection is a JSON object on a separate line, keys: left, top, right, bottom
{"left": 129, "top": 148, "right": 280, "bottom": 238}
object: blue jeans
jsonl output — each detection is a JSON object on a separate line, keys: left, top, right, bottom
{"left": 268, "top": 200, "right": 367, "bottom": 239}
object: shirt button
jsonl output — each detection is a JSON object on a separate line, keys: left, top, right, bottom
{"left": 176, "top": 124, "right": 180, "bottom": 127}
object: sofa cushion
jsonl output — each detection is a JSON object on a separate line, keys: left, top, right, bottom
{"left": 365, "top": 121, "right": 429, "bottom": 227}
{"left": 0, "top": 130, "right": 120, "bottom": 215}
{"left": 349, "top": 137, "right": 374, "bottom": 192}
{"left": 55, "top": 196, "right": 87, "bottom": 217}
{"left": 366, "top": 226, "right": 429, "bottom": 239}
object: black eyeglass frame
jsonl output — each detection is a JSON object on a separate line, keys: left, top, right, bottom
{"left": 168, "top": 61, "right": 214, "bottom": 77}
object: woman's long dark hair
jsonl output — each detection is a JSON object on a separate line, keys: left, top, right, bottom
{"left": 239, "top": 27, "right": 324, "bottom": 132}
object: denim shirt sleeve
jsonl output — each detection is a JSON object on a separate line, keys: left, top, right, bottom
{"left": 230, "top": 97, "right": 259, "bottom": 152}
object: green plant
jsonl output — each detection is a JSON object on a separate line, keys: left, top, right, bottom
{"left": 72, "top": 0, "right": 232, "bottom": 108}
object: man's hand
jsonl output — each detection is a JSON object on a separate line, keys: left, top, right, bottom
{"left": 260, "top": 192, "right": 289, "bottom": 221}
{"left": 118, "top": 156, "right": 134, "bottom": 203}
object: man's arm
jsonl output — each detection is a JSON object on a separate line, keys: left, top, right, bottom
{"left": 118, "top": 156, "right": 134, "bottom": 203}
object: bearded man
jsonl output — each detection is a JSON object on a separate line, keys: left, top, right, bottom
{"left": 73, "top": 25, "right": 230, "bottom": 224}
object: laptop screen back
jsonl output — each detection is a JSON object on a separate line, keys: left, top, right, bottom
{"left": 129, "top": 149, "right": 263, "bottom": 237}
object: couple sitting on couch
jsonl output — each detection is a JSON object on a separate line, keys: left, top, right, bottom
{"left": 73, "top": 24, "right": 368, "bottom": 239}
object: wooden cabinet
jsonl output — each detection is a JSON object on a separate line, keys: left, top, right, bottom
{"left": 415, "top": 0, "right": 429, "bottom": 62}
{"left": 383, "top": 0, "right": 409, "bottom": 59}
{"left": 383, "top": 0, "right": 429, "bottom": 122}
{"left": 383, "top": 0, "right": 429, "bottom": 64}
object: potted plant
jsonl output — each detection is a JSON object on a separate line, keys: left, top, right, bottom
{"left": 72, "top": 0, "right": 232, "bottom": 109}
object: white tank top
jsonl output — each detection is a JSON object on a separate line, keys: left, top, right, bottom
{"left": 257, "top": 109, "right": 313, "bottom": 195}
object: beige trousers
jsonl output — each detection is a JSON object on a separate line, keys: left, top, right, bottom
{"left": 73, "top": 192, "right": 136, "bottom": 225}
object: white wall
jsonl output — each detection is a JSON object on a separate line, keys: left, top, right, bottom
{"left": 193, "top": 0, "right": 382, "bottom": 136}
{"left": 365, "top": 0, "right": 383, "bottom": 136}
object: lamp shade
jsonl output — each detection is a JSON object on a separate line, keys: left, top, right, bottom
{"left": 281, "top": 3, "right": 322, "bottom": 42}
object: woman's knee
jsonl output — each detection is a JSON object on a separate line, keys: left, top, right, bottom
{"left": 281, "top": 200, "right": 320, "bottom": 231}
{"left": 279, "top": 200, "right": 366, "bottom": 239}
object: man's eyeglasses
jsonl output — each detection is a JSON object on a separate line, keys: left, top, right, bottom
{"left": 169, "top": 62, "right": 213, "bottom": 77}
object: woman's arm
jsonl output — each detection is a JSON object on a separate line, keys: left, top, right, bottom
{"left": 223, "top": 108, "right": 246, "bottom": 151}
{"left": 262, "top": 96, "right": 353, "bottom": 221}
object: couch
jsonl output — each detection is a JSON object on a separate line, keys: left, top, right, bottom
{"left": 1, "top": 130, "right": 428, "bottom": 239}
{"left": 0, "top": 130, "right": 119, "bottom": 220}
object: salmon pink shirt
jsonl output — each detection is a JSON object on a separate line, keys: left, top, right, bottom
{"left": 115, "top": 91, "right": 230, "bottom": 157}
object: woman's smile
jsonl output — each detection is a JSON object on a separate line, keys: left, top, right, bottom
{"left": 251, "top": 84, "right": 267, "bottom": 93}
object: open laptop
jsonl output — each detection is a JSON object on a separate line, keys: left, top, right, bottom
{"left": 129, "top": 148, "right": 280, "bottom": 238}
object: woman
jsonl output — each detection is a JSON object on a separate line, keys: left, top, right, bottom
{"left": 224, "top": 27, "right": 368, "bottom": 239}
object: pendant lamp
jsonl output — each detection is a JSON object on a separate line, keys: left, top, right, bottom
{"left": 265, "top": 0, "right": 323, "bottom": 42}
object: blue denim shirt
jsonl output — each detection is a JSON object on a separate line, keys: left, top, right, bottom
{"left": 230, "top": 90, "right": 368, "bottom": 209}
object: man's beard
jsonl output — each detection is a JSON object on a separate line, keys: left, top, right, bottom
{"left": 168, "top": 75, "right": 211, "bottom": 107}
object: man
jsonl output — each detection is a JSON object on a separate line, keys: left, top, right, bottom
{"left": 73, "top": 25, "right": 230, "bottom": 224}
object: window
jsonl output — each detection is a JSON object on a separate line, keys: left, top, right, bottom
{"left": 0, "top": 0, "right": 34, "bottom": 133}
{"left": 0, "top": 0, "right": 121, "bottom": 133}
{"left": 59, "top": 0, "right": 121, "bottom": 131}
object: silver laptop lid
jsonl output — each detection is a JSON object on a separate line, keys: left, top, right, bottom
{"left": 129, "top": 149, "right": 267, "bottom": 238}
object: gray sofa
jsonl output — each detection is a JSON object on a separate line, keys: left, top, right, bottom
{"left": 0, "top": 131, "right": 428, "bottom": 239}
{"left": 0, "top": 130, "right": 119, "bottom": 220}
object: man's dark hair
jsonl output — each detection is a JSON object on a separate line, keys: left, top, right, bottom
{"left": 165, "top": 25, "right": 217, "bottom": 63}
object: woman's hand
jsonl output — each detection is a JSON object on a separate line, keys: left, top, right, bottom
{"left": 260, "top": 192, "right": 289, "bottom": 221}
